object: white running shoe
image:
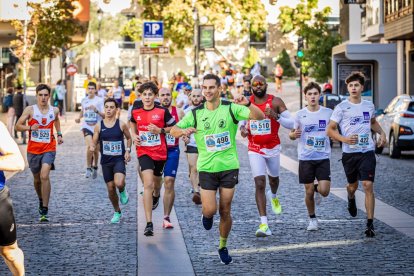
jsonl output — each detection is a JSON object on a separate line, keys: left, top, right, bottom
{"left": 255, "top": 223, "right": 272, "bottom": 237}
{"left": 92, "top": 167, "right": 98, "bottom": 179}
{"left": 85, "top": 168, "right": 92, "bottom": 178}
{"left": 307, "top": 218, "right": 318, "bottom": 231}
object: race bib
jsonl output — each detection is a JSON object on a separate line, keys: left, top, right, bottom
{"left": 350, "top": 133, "right": 369, "bottom": 149}
{"left": 102, "top": 141, "right": 122, "bottom": 156}
{"left": 31, "top": 129, "right": 51, "bottom": 143}
{"left": 140, "top": 131, "right": 161, "bottom": 147}
{"left": 166, "top": 134, "right": 176, "bottom": 146}
{"left": 84, "top": 110, "right": 98, "bottom": 124}
{"left": 249, "top": 119, "right": 271, "bottom": 135}
{"left": 204, "top": 131, "right": 231, "bottom": 152}
{"left": 305, "top": 136, "right": 326, "bottom": 151}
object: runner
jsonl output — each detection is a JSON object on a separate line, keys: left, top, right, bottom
{"left": 327, "top": 71, "right": 386, "bottom": 237}
{"left": 109, "top": 80, "right": 125, "bottom": 117}
{"left": 130, "top": 82, "right": 176, "bottom": 236}
{"left": 159, "top": 88, "right": 180, "bottom": 228}
{"left": 75, "top": 82, "right": 105, "bottom": 179}
{"left": 90, "top": 98, "right": 132, "bottom": 223}
{"left": 182, "top": 89, "right": 203, "bottom": 205}
{"left": 170, "top": 74, "right": 265, "bottom": 265}
{"left": 274, "top": 63, "right": 284, "bottom": 93}
{"left": 239, "top": 74, "right": 294, "bottom": 237}
{"left": 0, "top": 121, "right": 25, "bottom": 276}
{"left": 289, "top": 82, "right": 332, "bottom": 231}
{"left": 16, "top": 83, "right": 64, "bottom": 222}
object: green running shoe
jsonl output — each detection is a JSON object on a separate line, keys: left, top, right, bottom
{"left": 255, "top": 223, "right": 272, "bottom": 237}
{"left": 120, "top": 188, "right": 129, "bottom": 205}
{"left": 266, "top": 190, "right": 282, "bottom": 215}
{"left": 39, "top": 214, "right": 49, "bottom": 222}
{"left": 111, "top": 211, "right": 122, "bottom": 224}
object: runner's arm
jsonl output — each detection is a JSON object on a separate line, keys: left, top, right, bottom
{"left": 54, "top": 107, "right": 62, "bottom": 133}
{"left": 327, "top": 120, "right": 350, "bottom": 144}
{"left": 273, "top": 98, "right": 294, "bottom": 129}
{"left": 121, "top": 121, "right": 132, "bottom": 149}
{"left": 15, "top": 106, "right": 32, "bottom": 131}
{"left": 0, "top": 122, "right": 25, "bottom": 171}
{"left": 371, "top": 118, "right": 387, "bottom": 147}
{"left": 90, "top": 123, "right": 100, "bottom": 152}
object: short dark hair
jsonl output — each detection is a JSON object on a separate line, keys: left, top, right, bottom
{"left": 36, "top": 83, "right": 51, "bottom": 94}
{"left": 303, "top": 82, "right": 321, "bottom": 94}
{"left": 104, "top": 98, "right": 118, "bottom": 108}
{"left": 203, "top": 74, "right": 221, "bottom": 87}
{"left": 138, "top": 81, "right": 159, "bottom": 95}
{"left": 345, "top": 71, "right": 365, "bottom": 86}
{"left": 88, "top": 82, "right": 97, "bottom": 89}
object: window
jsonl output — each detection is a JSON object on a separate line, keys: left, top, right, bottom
{"left": 250, "top": 31, "right": 267, "bottom": 49}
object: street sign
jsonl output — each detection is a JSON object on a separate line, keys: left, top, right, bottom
{"left": 140, "top": 46, "right": 169, "bottom": 55}
{"left": 143, "top": 21, "right": 164, "bottom": 46}
{"left": 199, "top": 25, "right": 215, "bottom": 50}
{"left": 66, "top": 64, "right": 78, "bottom": 76}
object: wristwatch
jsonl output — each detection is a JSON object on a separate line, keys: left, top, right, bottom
{"left": 160, "top": 128, "right": 166, "bottom": 134}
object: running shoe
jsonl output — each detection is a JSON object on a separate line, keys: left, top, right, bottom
{"left": 307, "top": 218, "right": 318, "bottom": 231}
{"left": 85, "top": 168, "right": 92, "bottom": 178}
{"left": 152, "top": 195, "right": 160, "bottom": 210}
{"left": 365, "top": 224, "right": 376, "bottom": 238}
{"left": 144, "top": 222, "right": 154, "bottom": 236}
{"left": 92, "top": 167, "right": 98, "bottom": 179}
{"left": 201, "top": 215, "right": 213, "bottom": 230}
{"left": 39, "top": 214, "right": 49, "bottom": 222}
{"left": 38, "top": 202, "right": 43, "bottom": 215}
{"left": 218, "top": 247, "right": 233, "bottom": 265}
{"left": 192, "top": 191, "right": 202, "bottom": 205}
{"left": 120, "top": 188, "right": 129, "bottom": 205}
{"left": 163, "top": 217, "right": 174, "bottom": 229}
{"left": 314, "top": 191, "right": 322, "bottom": 206}
{"left": 255, "top": 223, "right": 272, "bottom": 237}
{"left": 266, "top": 190, "right": 282, "bottom": 215}
{"left": 347, "top": 197, "right": 357, "bottom": 217}
{"left": 111, "top": 211, "right": 122, "bottom": 224}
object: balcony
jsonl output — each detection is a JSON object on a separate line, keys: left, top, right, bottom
{"left": 384, "top": 0, "right": 414, "bottom": 40}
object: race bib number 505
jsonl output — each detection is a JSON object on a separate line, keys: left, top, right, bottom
{"left": 204, "top": 131, "right": 231, "bottom": 152}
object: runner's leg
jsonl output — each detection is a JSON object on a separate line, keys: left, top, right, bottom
{"left": 362, "top": 180, "right": 374, "bottom": 219}
{"left": 163, "top": 176, "right": 175, "bottom": 217}
{"left": 84, "top": 135, "right": 93, "bottom": 169}
{"left": 218, "top": 187, "right": 235, "bottom": 240}
{"left": 0, "top": 242, "right": 25, "bottom": 276}
{"left": 106, "top": 180, "right": 120, "bottom": 212}
{"left": 201, "top": 188, "right": 217, "bottom": 218}
{"left": 39, "top": 163, "right": 52, "bottom": 208}
{"left": 142, "top": 170, "right": 155, "bottom": 222}
{"left": 304, "top": 183, "right": 315, "bottom": 216}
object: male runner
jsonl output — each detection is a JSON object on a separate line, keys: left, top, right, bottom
{"left": 159, "top": 88, "right": 180, "bottom": 228}
{"left": 240, "top": 75, "right": 294, "bottom": 237}
{"left": 0, "top": 121, "right": 25, "bottom": 276}
{"left": 130, "top": 82, "right": 176, "bottom": 236}
{"left": 75, "top": 82, "right": 105, "bottom": 179}
{"left": 327, "top": 71, "right": 386, "bottom": 237}
{"left": 170, "top": 74, "right": 264, "bottom": 265}
{"left": 182, "top": 89, "right": 203, "bottom": 205}
{"left": 289, "top": 82, "right": 332, "bottom": 231}
{"left": 109, "top": 80, "right": 125, "bottom": 115}
{"left": 16, "top": 83, "right": 64, "bottom": 222}
{"left": 90, "top": 98, "right": 132, "bottom": 223}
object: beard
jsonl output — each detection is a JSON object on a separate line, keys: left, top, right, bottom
{"left": 252, "top": 88, "right": 266, "bottom": 98}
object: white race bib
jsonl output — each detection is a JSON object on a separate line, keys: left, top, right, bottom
{"left": 102, "top": 141, "right": 122, "bottom": 156}
{"left": 31, "top": 129, "right": 51, "bottom": 143}
{"left": 84, "top": 110, "right": 98, "bottom": 124}
{"left": 166, "top": 134, "right": 176, "bottom": 146}
{"left": 204, "top": 131, "right": 231, "bottom": 152}
{"left": 305, "top": 136, "right": 326, "bottom": 152}
{"left": 140, "top": 131, "right": 161, "bottom": 147}
{"left": 350, "top": 133, "right": 369, "bottom": 149}
{"left": 249, "top": 119, "right": 271, "bottom": 135}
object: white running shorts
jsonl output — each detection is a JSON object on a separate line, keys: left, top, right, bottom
{"left": 248, "top": 151, "right": 280, "bottom": 178}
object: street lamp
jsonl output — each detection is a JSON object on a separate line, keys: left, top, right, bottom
{"left": 97, "top": 8, "right": 103, "bottom": 79}
{"left": 192, "top": 7, "right": 199, "bottom": 78}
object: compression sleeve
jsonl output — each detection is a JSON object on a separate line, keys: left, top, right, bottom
{"left": 277, "top": 110, "right": 294, "bottom": 129}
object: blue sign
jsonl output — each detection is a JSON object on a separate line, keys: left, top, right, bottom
{"left": 143, "top": 21, "right": 164, "bottom": 45}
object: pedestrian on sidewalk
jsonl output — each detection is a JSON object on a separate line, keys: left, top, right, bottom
{"left": 0, "top": 121, "right": 25, "bottom": 276}
{"left": 15, "top": 83, "right": 64, "bottom": 222}
{"left": 90, "top": 98, "right": 132, "bottom": 224}
{"left": 4, "top": 87, "right": 15, "bottom": 135}
{"left": 13, "top": 85, "right": 27, "bottom": 144}
{"left": 170, "top": 74, "right": 265, "bottom": 265}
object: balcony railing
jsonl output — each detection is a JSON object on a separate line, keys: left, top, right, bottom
{"left": 385, "top": 3, "right": 413, "bottom": 23}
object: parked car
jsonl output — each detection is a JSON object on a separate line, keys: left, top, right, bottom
{"left": 375, "top": 95, "right": 414, "bottom": 158}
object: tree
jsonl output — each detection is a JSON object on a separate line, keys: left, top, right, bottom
{"left": 278, "top": 0, "right": 341, "bottom": 82}
{"left": 276, "top": 49, "right": 296, "bottom": 77}
{"left": 243, "top": 47, "right": 260, "bottom": 70}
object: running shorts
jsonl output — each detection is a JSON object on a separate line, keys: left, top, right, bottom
{"left": 342, "top": 151, "right": 376, "bottom": 183}
{"left": 199, "top": 169, "right": 239, "bottom": 191}
{"left": 82, "top": 128, "right": 94, "bottom": 137}
{"left": 0, "top": 187, "right": 17, "bottom": 246}
{"left": 185, "top": 145, "right": 198, "bottom": 154}
{"left": 164, "top": 147, "right": 180, "bottom": 178}
{"left": 138, "top": 155, "right": 166, "bottom": 177}
{"left": 298, "top": 159, "right": 331, "bottom": 184}
{"left": 101, "top": 161, "right": 126, "bottom": 183}
{"left": 27, "top": 151, "right": 56, "bottom": 174}
{"left": 248, "top": 152, "right": 280, "bottom": 178}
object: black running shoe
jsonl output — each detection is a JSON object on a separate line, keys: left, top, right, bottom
{"left": 348, "top": 197, "right": 357, "bottom": 217}
{"left": 365, "top": 224, "right": 376, "bottom": 238}
{"left": 201, "top": 215, "right": 213, "bottom": 230}
{"left": 152, "top": 195, "right": 160, "bottom": 210}
{"left": 144, "top": 222, "right": 154, "bottom": 236}
{"left": 218, "top": 247, "right": 233, "bottom": 265}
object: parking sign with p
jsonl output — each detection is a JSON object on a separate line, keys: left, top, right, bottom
{"left": 143, "top": 21, "right": 164, "bottom": 46}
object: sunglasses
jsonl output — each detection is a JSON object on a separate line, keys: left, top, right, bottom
{"left": 252, "top": 81, "right": 265, "bottom": 87}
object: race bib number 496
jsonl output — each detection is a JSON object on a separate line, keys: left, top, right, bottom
{"left": 204, "top": 131, "right": 231, "bottom": 152}
{"left": 140, "top": 131, "right": 161, "bottom": 147}
{"left": 31, "top": 129, "right": 51, "bottom": 143}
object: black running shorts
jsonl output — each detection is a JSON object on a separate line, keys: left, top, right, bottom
{"left": 0, "top": 187, "right": 17, "bottom": 246}
{"left": 298, "top": 159, "right": 331, "bottom": 184}
{"left": 138, "top": 155, "right": 166, "bottom": 177}
{"left": 101, "top": 161, "right": 126, "bottom": 183}
{"left": 199, "top": 169, "right": 239, "bottom": 191}
{"left": 342, "top": 151, "right": 376, "bottom": 183}
{"left": 82, "top": 128, "right": 94, "bottom": 137}
{"left": 185, "top": 145, "right": 198, "bottom": 154}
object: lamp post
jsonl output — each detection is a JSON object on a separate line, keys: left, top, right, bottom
{"left": 97, "top": 8, "right": 103, "bottom": 80}
{"left": 192, "top": 7, "right": 199, "bottom": 78}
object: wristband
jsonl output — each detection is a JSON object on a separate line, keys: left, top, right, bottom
{"left": 244, "top": 101, "right": 251, "bottom": 107}
{"left": 160, "top": 128, "right": 166, "bottom": 134}
{"left": 57, "top": 131, "right": 62, "bottom": 137}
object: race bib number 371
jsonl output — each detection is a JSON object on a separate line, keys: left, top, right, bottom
{"left": 204, "top": 131, "right": 231, "bottom": 152}
{"left": 140, "top": 131, "right": 161, "bottom": 147}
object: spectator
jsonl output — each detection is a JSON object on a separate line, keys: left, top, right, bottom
{"left": 12, "top": 85, "right": 27, "bottom": 144}
{"left": 55, "top": 80, "right": 66, "bottom": 116}
{"left": 83, "top": 74, "right": 97, "bottom": 89}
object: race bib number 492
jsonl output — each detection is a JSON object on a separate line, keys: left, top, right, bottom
{"left": 166, "top": 134, "right": 176, "bottom": 146}
{"left": 204, "top": 131, "right": 231, "bottom": 152}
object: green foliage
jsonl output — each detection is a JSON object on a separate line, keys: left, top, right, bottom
{"left": 243, "top": 47, "right": 261, "bottom": 70}
{"left": 278, "top": 0, "right": 341, "bottom": 82}
{"left": 276, "top": 49, "right": 296, "bottom": 77}
{"left": 120, "top": 18, "right": 142, "bottom": 42}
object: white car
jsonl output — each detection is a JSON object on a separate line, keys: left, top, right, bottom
{"left": 375, "top": 95, "right": 414, "bottom": 158}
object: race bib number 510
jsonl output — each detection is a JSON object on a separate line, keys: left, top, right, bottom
{"left": 204, "top": 131, "right": 231, "bottom": 152}
{"left": 249, "top": 119, "right": 271, "bottom": 135}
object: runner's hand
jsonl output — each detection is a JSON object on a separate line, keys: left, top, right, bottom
{"left": 89, "top": 144, "right": 95, "bottom": 152}
{"left": 75, "top": 118, "right": 81, "bottom": 124}
{"left": 240, "top": 126, "right": 249, "bottom": 138}
{"left": 182, "top": 127, "right": 196, "bottom": 137}
{"left": 182, "top": 135, "right": 190, "bottom": 144}
{"left": 124, "top": 151, "right": 131, "bottom": 163}
{"left": 377, "top": 133, "right": 387, "bottom": 148}
{"left": 264, "top": 106, "right": 279, "bottom": 120}
{"left": 89, "top": 105, "right": 97, "bottom": 112}
{"left": 233, "top": 95, "right": 249, "bottom": 106}
{"left": 58, "top": 136, "right": 64, "bottom": 145}
{"left": 344, "top": 134, "right": 358, "bottom": 145}
{"left": 148, "top": 123, "right": 161, "bottom": 134}
{"left": 294, "top": 128, "right": 302, "bottom": 138}
{"left": 134, "top": 135, "right": 141, "bottom": 146}
{"left": 31, "top": 124, "right": 40, "bottom": 131}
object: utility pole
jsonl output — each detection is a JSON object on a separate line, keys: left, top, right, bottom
{"left": 297, "top": 36, "right": 304, "bottom": 109}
